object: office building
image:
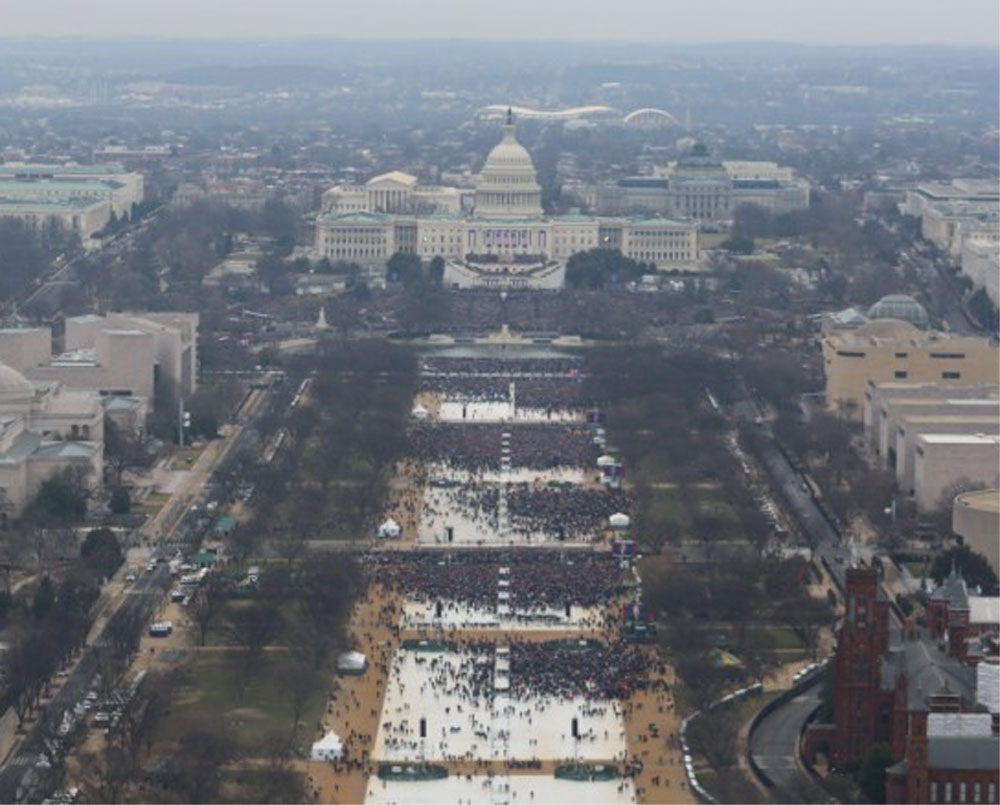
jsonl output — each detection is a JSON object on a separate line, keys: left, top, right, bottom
{"left": 0, "top": 312, "right": 198, "bottom": 413}
{"left": 821, "top": 319, "right": 999, "bottom": 418}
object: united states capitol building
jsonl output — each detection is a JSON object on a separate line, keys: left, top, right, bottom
{"left": 314, "top": 112, "right": 700, "bottom": 289}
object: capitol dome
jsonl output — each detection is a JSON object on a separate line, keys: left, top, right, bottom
{"left": 483, "top": 131, "right": 535, "bottom": 171}
{"left": 866, "top": 294, "right": 930, "bottom": 330}
{"left": 475, "top": 109, "right": 543, "bottom": 219}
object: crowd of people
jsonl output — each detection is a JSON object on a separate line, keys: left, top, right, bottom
{"left": 422, "top": 356, "right": 581, "bottom": 375}
{"left": 370, "top": 550, "right": 627, "bottom": 609}
{"left": 510, "top": 640, "right": 650, "bottom": 700}
{"left": 416, "top": 376, "right": 583, "bottom": 410}
{"left": 408, "top": 423, "right": 596, "bottom": 472}
{"left": 508, "top": 486, "right": 630, "bottom": 540}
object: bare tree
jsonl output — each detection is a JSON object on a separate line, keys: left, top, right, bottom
{"left": 283, "top": 661, "right": 320, "bottom": 739}
{"left": 79, "top": 745, "right": 131, "bottom": 804}
{"left": 190, "top": 574, "right": 226, "bottom": 648}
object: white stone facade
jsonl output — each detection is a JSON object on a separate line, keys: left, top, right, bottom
{"left": 913, "top": 433, "right": 1000, "bottom": 512}
{"left": 315, "top": 116, "right": 700, "bottom": 275}
{"left": 0, "top": 363, "right": 103, "bottom": 517}
{"left": 0, "top": 312, "right": 198, "bottom": 413}
{"left": 961, "top": 238, "right": 1000, "bottom": 306}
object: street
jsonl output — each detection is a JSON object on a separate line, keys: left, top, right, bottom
{"left": 748, "top": 679, "right": 831, "bottom": 804}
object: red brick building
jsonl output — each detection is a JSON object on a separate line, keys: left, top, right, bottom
{"left": 807, "top": 567, "right": 1000, "bottom": 804}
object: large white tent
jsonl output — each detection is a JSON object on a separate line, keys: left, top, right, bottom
{"left": 378, "top": 518, "right": 402, "bottom": 539}
{"left": 411, "top": 404, "right": 430, "bottom": 420}
{"left": 609, "top": 512, "right": 631, "bottom": 529}
{"left": 311, "top": 731, "right": 344, "bottom": 762}
{"left": 337, "top": 650, "right": 368, "bottom": 675}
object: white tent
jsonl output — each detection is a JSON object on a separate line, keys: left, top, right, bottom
{"left": 609, "top": 512, "right": 631, "bottom": 529}
{"left": 411, "top": 404, "right": 430, "bottom": 420}
{"left": 597, "top": 455, "right": 617, "bottom": 467}
{"left": 378, "top": 518, "right": 402, "bottom": 539}
{"left": 337, "top": 651, "right": 368, "bottom": 674}
{"left": 311, "top": 731, "right": 344, "bottom": 762}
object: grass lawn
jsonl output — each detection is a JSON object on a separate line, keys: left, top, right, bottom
{"left": 755, "top": 625, "right": 806, "bottom": 651}
{"left": 169, "top": 444, "right": 206, "bottom": 470}
{"left": 698, "top": 496, "right": 743, "bottom": 538}
{"left": 134, "top": 491, "right": 171, "bottom": 516}
{"left": 166, "top": 651, "right": 328, "bottom": 752}
{"left": 650, "top": 488, "right": 692, "bottom": 533}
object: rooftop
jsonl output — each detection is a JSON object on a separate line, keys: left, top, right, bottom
{"left": 33, "top": 440, "right": 99, "bottom": 460}
{"left": 916, "top": 433, "right": 1000, "bottom": 445}
{"left": 0, "top": 196, "right": 106, "bottom": 212}
{"left": 0, "top": 178, "right": 124, "bottom": 193}
{"left": 881, "top": 636, "right": 977, "bottom": 712}
{"left": 954, "top": 488, "right": 1000, "bottom": 514}
{"left": 927, "top": 736, "right": 1000, "bottom": 770}
{"left": 0, "top": 162, "right": 130, "bottom": 176}
{"left": 968, "top": 596, "right": 1000, "bottom": 625}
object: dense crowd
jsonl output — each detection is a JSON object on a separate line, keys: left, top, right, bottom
{"left": 409, "top": 423, "right": 502, "bottom": 470}
{"left": 508, "top": 486, "right": 630, "bottom": 539}
{"left": 409, "top": 423, "right": 595, "bottom": 471}
{"left": 510, "top": 640, "right": 650, "bottom": 700}
{"left": 370, "top": 550, "right": 626, "bottom": 609}
{"left": 422, "top": 356, "right": 581, "bottom": 375}
{"left": 417, "top": 376, "right": 583, "bottom": 410}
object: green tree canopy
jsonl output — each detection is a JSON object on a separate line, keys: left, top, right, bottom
{"left": 565, "top": 248, "right": 647, "bottom": 290}
{"left": 81, "top": 527, "right": 124, "bottom": 579}
{"left": 857, "top": 743, "right": 895, "bottom": 804}
{"left": 931, "top": 545, "right": 999, "bottom": 594}
{"left": 26, "top": 469, "right": 88, "bottom": 525}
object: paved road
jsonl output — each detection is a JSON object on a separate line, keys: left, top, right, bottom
{"left": 0, "top": 385, "right": 274, "bottom": 803}
{"left": 731, "top": 394, "right": 849, "bottom": 589}
{"left": 0, "top": 564, "right": 171, "bottom": 802}
{"left": 749, "top": 679, "right": 831, "bottom": 804}
{"left": 903, "top": 250, "right": 980, "bottom": 336}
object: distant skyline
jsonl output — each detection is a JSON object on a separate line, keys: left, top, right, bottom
{"left": 3, "top": 0, "right": 999, "bottom": 45}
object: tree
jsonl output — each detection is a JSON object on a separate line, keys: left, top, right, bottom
{"left": 675, "top": 651, "right": 730, "bottom": 711}
{"left": 226, "top": 604, "right": 285, "bottom": 699}
{"left": 428, "top": 255, "right": 445, "bottom": 285}
{"left": 253, "top": 735, "right": 305, "bottom": 804}
{"left": 25, "top": 468, "right": 89, "bottom": 525}
{"left": 968, "top": 288, "right": 999, "bottom": 332}
{"left": 930, "top": 546, "right": 999, "bottom": 594}
{"left": 857, "top": 743, "right": 895, "bottom": 804}
{"left": 720, "top": 235, "right": 754, "bottom": 255}
{"left": 168, "top": 729, "right": 239, "bottom": 803}
{"left": 781, "top": 594, "right": 831, "bottom": 660}
{"left": 387, "top": 251, "right": 423, "bottom": 286}
{"left": 190, "top": 574, "right": 226, "bottom": 648}
{"left": 284, "top": 661, "right": 320, "bottom": 739}
{"left": 79, "top": 744, "right": 132, "bottom": 804}
{"left": 81, "top": 527, "right": 123, "bottom": 580}
{"left": 686, "top": 707, "right": 740, "bottom": 769}
{"left": 108, "top": 486, "right": 131, "bottom": 515}
{"left": 6, "top": 636, "right": 56, "bottom": 727}
{"left": 565, "top": 248, "right": 645, "bottom": 289}
{"left": 32, "top": 575, "right": 56, "bottom": 619}
{"left": 103, "top": 416, "right": 154, "bottom": 485}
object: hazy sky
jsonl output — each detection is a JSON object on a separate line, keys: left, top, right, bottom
{"left": 4, "top": 0, "right": 998, "bottom": 44}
